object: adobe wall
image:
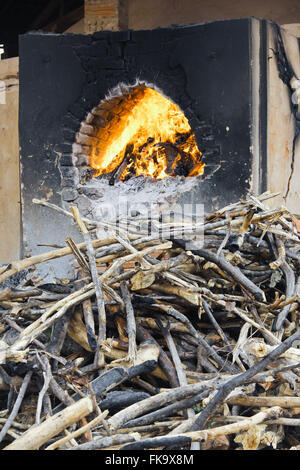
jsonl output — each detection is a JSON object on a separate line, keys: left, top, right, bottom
{"left": 0, "top": 57, "right": 20, "bottom": 262}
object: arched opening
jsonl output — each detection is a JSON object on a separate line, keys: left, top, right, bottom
{"left": 76, "top": 84, "right": 205, "bottom": 183}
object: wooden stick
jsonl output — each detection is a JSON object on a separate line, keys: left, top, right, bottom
{"left": 78, "top": 272, "right": 97, "bottom": 351}
{"left": 120, "top": 406, "right": 285, "bottom": 449}
{"left": 70, "top": 205, "right": 106, "bottom": 367}
{"left": 35, "top": 354, "right": 52, "bottom": 425}
{"left": 124, "top": 391, "right": 209, "bottom": 428}
{"left": 0, "top": 237, "right": 125, "bottom": 285}
{"left": 136, "top": 324, "right": 179, "bottom": 388}
{"left": 4, "top": 396, "right": 95, "bottom": 450}
{"left": 69, "top": 432, "right": 141, "bottom": 450}
{"left": 45, "top": 410, "right": 109, "bottom": 450}
{"left": 107, "top": 376, "right": 228, "bottom": 431}
{"left": 120, "top": 281, "right": 137, "bottom": 364}
{"left": 0, "top": 371, "right": 33, "bottom": 444}
{"left": 174, "top": 241, "right": 266, "bottom": 302}
{"left": 10, "top": 285, "right": 95, "bottom": 351}
{"left": 153, "top": 303, "right": 239, "bottom": 374}
{"left": 188, "top": 326, "right": 300, "bottom": 431}
{"left": 225, "top": 395, "right": 300, "bottom": 408}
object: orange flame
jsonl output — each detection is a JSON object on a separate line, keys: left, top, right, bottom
{"left": 89, "top": 86, "right": 204, "bottom": 180}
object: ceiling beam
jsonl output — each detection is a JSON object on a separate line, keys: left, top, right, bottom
{"left": 43, "top": 5, "right": 84, "bottom": 33}
{"left": 29, "top": 0, "right": 60, "bottom": 30}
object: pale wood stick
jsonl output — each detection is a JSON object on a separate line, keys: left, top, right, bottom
{"left": 4, "top": 396, "right": 95, "bottom": 450}
{"left": 11, "top": 286, "right": 95, "bottom": 352}
{"left": 77, "top": 270, "right": 96, "bottom": 351}
{"left": 107, "top": 377, "right": 227, "bottom": 431}
{"left": 35, "top": 354, "right": 52, "bottom": 425}
{"left": 232, "top": 307, "right": 282, "bottom": 346}
{"left": 121, "top": 406, "right": 285, "bottom": 449}
{"left": 0, "top": 419, "right": 30, "bottom": 431}
{"left": 33, "top": 198, "right": 123, "bottom": 231}
{"left": 225, "top": 395, "right": 300, "bottom": 408}
{"left": 153, "top": 319, "right": 199, "bottom": 450}
{"left": 155, "top": 318, "right": 192, "bottom": 395}
{"left": 213, "top": 415, "right": 300, "bottom": 426}
{"left": 100, "top": 242, "right": 172, "bottom": 283}
{"left": 70, "top": 206, "right": 106, "bottom": 367}
{"left": 0, "top": 236, "right": 133, "bottom": 285}
{"left": 150, "top": 283, "right": 202, "bottom": 305}
{"left": 113, "top": 232, "right": 151, "bottom": 269}
{"left": 120, "top": 281, "right": 137, "bottom": 364}
{"left": 45, "top": 410, "right": 109, "bottom": 450}
{"left": 65, "top": 237, "right": 90, "bottom": 271}
{"left": 12, "top": 282, "right": 94, "bottom": 341}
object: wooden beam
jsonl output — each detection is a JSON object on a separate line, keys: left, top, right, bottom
{"left": 44, "top": 5, "right": 85, "bottom": 33}
{"left": 29, "top": 0, "right": 60, "bottom": 30}
{"left": 84, "top": 0, "right": 128, "bottom": 33}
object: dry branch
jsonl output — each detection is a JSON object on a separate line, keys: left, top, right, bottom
{"left": 1, "top": 191, "right": 300, "bottom": 451}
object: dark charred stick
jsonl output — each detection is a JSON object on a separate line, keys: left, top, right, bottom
{"left": 99, "top": 390, "right": 150, "bottom": 413}
{"left": 272, "top": 261, "right": 296, "bottom": 331}
{"left": 46, "top": 308, "right": 72, "bottom": 359}
{"left": 69, "top": 433, "right": 140, "bottom": 450}
{"left": 49, "top": 377, "right": 75, "bottom": 408}
{"left": 152, "top": 303, "right": 239, "bottom": 374}
{"left": 121, "top": 434, "right": 191, "bottom": 450}
{"left": 188, "top": 325, "right": 300, "bottom": 431}
{"left": 155, "top": 318, "right": 195, "bottom": 423}
{"left": 136, "top": 324, "right": 179, "bottom": 387}
{"left": 173, "top": 241, "right": 266, "bottom": 302}
{"left": 109, "top": 145, "right": 133, "bottom": 185}
{"left": 52, "top": 342, "right": 160, "bottom": 414}
{"left": 38, "top": 283, "right": 72, "bottom": 294}
{"left": 124, "top": 390, "right": 209, "bottom": 428}
{"left": 196, "top": 344, "right": 219, "bottom": 373}
{"left": 201, "top": 298, "right": 230, "bottom": 345}
{"left": 0, "top": 371, "right": 33, "bottom": 444}
{"left": 109, "top": 157, "right": 129, "bottom": 185}
{"left": 108, "top": 376, "right": 228, "bottom": 431}
{"left": 0, "top": 287, "right": 42, "bottom": 301}
{"left": 201, "top": 299, "right": 245, "bottom": 371}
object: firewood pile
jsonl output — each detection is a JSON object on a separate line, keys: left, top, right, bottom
{"left": 0, "top": 191, "right": 300, "bottom": 450}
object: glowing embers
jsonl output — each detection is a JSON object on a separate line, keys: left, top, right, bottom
{"left": 89, "top": 86, "right": 204, "bottom": 182}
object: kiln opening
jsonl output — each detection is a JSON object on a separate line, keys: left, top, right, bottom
{"left": 73, "top": 83, "right": 205, "bottom": 185}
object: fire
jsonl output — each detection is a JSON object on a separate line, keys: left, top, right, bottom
{"left": 89, "top": 86, "right": 204, "bottom": 181}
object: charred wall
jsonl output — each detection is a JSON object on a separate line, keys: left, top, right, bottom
{"left": 19, "top": 18, "right": 266, "bottom": 279}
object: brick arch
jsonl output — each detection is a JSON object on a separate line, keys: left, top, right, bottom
{"left": 58, "top": 80, "right": 218, "bottom": 215}
{"left": 71, "top": 80, "right": 189, "bottom": 183}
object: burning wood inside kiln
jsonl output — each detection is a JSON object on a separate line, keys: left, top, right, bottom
{"left": 76, "top": 85, "right": 204, "bottom": 184}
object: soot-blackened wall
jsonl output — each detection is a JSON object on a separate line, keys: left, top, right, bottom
{"left": 19, "top": 18, "right": 266, "bottom": 280}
